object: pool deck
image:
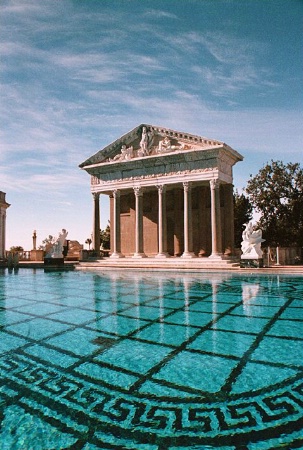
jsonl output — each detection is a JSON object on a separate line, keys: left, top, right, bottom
{"left": 15, "top": 258, "right": 303, "bottom": 274}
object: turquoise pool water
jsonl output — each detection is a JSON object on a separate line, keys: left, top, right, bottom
{"left": 0, "top": 269, "right": 302, "bottom": 449}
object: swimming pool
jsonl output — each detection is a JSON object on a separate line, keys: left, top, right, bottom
{"left": 0, "top": 269, "right": 302, "bottom": 449}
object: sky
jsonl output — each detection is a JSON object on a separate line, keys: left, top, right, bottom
{"left": 1, "top": 0, "right": 302, "bottom": 250}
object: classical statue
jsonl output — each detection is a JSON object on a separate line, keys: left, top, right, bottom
{"left": 138, "top": 127, "right": 153, "bottom": 157}
{"left": 158, "top": 136, "right": 172, "bottom": 153}
{"left": 111, "top": 145, "right": 133, "bottom": 161}
{"left": 241, "top": 222, "right": 265, "bottom": 259}
{"left": 46, "top": 229, "right": 68, "bottom": 258}
{"left": 157, "top": 136, "right": 191, "bottom": 154}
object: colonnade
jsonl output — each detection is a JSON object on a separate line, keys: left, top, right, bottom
{"left": 0, "top": 193, "right": 10, "bottom": 259}
{"left": 93, "top": 179, "right": 224, "bottom": 259}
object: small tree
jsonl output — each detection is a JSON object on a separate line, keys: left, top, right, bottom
{"left": 233, "top": 190, "right": 253, "bottom": 248}
{"left": 246, "top": 161, "right": 303, "bottom": 246}
{"left": 100, "top": 222, "right": 110, "bottom": 250}
{"left": 38, "top": 235, "right": 56, "bottom": 251}
{"left": 10, "top": 246, "right": 24, "bottom": 253}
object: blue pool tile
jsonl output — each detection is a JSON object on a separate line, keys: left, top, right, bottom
{"left": 153, "top": 351, "right": 237, "bottom": 393}
{"left": 84, "top": 301, "right": 123, "bottom": 314}
{"left": 47, "top": 308, "right": 96, "bottom": 325}
{"left": 231, "top": 361, "right": 297, "bottom": 394}
{"left": 213, "top": 293, "right": 243, "bottom": 303}
{"left": 94, "top": 314, "right": 148, "bottom": 335}
{"left": 214, "top": 315, "right": 269, "bottom": 334}
{"left": 231, "top": 304, "right": 282, "bottom": 318}
{"left": 165, "top": 310, "right": 212, "bottom": 327}
{"left": 188, "top": 301, "right": 234, "bottom": 313}
{"left": 0, "top": 331, "right": 29, "bottom": 354}
{"left": 0, "top": 310, "right": 33, "bottom": 325}
{"left": 290, "top": 299, "right": 303, "bottom": 307}
{"left": 188, "top": 329, "right": 256, "bottom": 357}
{"left": 47, "top": 328, "right": 101, "bottom": 356}
{"left": 134, "top": 322, "right": 197, "bottom": 346}
{"left": 5, "top": 318, "right": 71, "bottom": 340}
{"left": 250, "top": 336, "right": 303, "bottom": 366}
{"left": 75, "top": 362, "right": 138, "bottom": 388}
{"left": 267, "top": 319, "right": 303, "bottom": 339}
{"left": 12, "top": 301, "right": 68, "bottom": 316}
{"left": 138, "top": 380, "right": 197, "bottom": 398}
{"left": 121, "top": 305, "right": 162, "bottom": 320}
{"left": 3, "top": 298, "right": 36, "bottom": 308}
{"left": 147, "top": 297, "right": 190, "bottom": 309}
{"left": 0, "top": 405, "right": 78, "bottom": 449}
{"left": 24, "top": 344, "right": 78, "bottom": 367}
{"left": 279, "top": 307, "right": 303, "bottom": 320}
{"left": 95, "top": 339, "right": 171, "bottom": 374}
{"left": 241, "top": 294, "right": 287, "bottom": 307}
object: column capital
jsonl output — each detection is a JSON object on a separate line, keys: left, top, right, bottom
{"left": 183, "top": 181, "right": 192, "bottom": 192}
{"left": 156, "top": 184, "right": 166, "bottom": 194}
{"left": 112, "top": 189, "right": 120, "bottom": 199}
{"left": 92, "top": 192, "right": 100, "bottom": 200}
{"left": 133, "top": 186, "right": 143, "bottom": 197}
{"left": 210, "top": 179, "right": 220, "bottom": 190}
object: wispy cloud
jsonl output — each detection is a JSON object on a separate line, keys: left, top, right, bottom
{"left": 143, "top": 9, "right": 179, "bottom": 20}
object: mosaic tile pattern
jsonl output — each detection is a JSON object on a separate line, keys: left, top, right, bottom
{"left": 0, "top": 269, "right": 302, "bottom": 449}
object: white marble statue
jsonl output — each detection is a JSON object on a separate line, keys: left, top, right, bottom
{"left": 158, "top": 136, "right": 172, "bottom": 153}
{"left": 241, "top": 222, "right": 265, "bottom": 259}
{"left": 157, "top": 136, "right": 190, "bottom": 154}
{"left": 138, "top": 127, "right": 153, "bottom": 157}
{"left": 46, "top": 229, "right": 68, "bottom": 258}
{"left": 111, "top": 145, "right": 133, "bottom": 162}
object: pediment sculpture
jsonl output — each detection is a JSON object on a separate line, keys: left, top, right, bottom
{"left": 109, "top": 126, "right": 196, "bottom": 163}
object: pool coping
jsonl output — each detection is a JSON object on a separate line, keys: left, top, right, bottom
{"left": 14, "top": 259, "right": 303, "bottom": 275}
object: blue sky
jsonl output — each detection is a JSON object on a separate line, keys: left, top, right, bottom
{"left": 1, "top": 0, "right": 302, "bottom": 250}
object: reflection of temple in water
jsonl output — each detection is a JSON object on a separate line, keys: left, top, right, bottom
{"left": 80, "top": 124, "right": 243, "bottom": 263}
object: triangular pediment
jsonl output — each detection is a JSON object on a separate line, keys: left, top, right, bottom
{"left": 79, "top": 124, "right": 227, "bottom": 168}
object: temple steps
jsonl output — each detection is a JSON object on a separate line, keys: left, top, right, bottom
{"left": 77, "top": 257, "right": 240, "bottom": 271}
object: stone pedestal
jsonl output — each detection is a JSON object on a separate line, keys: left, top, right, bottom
{"left": 44, "top": 257, "right": 64, "bottom": 267}
{"left": 240, "top": 258, "right": 263, "bottom": 268}
{"left": 30, "top": 250, "right": 44, "bottom": 261}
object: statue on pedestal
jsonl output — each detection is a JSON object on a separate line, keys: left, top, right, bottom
{"left": 241, "top": 222, "right": 265, "bottom": 259}
{"left": 45, "top": 229, "right": 68, "bottom": 259}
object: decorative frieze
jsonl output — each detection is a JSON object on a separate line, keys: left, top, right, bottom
{"left": 91, "top": 167, "right": 216, "bottom": 187}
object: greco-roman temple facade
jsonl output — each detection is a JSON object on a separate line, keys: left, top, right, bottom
{"left": 79, "top": 124, "right": 243, "bottom": 267}
{"left": 0, "top": 191, "right": 10, "bottom": 260}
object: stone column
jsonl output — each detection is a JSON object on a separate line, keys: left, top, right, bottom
{"left": 0, "top": 192, "right": 10, "bottom": 259}
{"left": 133, "top": 187, "right": 146, "bottom": 258}
{"left": 223, "top": 184, "right": 234, "bottom": 256}
{"left": 0, "top": 212, "right": 5, "bottom": 259}
{"left": 209, "top": 179, "right": 223, "bottom": 259}
{"left": 93, "top": 192, "right": 100, "bottom": 256}
{"left": 181, "top": 182, "right": 196, "bottom": 258}
{"left": 110, "top": 189, "right": 124, "bottom": 258}
{"left": 32, "top": 230, "right": 37, "bottom": 250}
{"left": 156, "top": 185, "right": 169, "bottom": 258}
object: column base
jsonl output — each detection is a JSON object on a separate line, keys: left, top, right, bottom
{"left": 132, "top": 253, "right": 147, "bottom": 258}
{"left": 208, "top": 253, "right": 223, "bottom": 260}
{"left": 110, "top": 252, "right": 125, "bottom": 259}
{"left": 155, "top": 252, "right": 170, "bottom": 259}
{"left": 181, "top": 252, "right": 197, "bottom": 258}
